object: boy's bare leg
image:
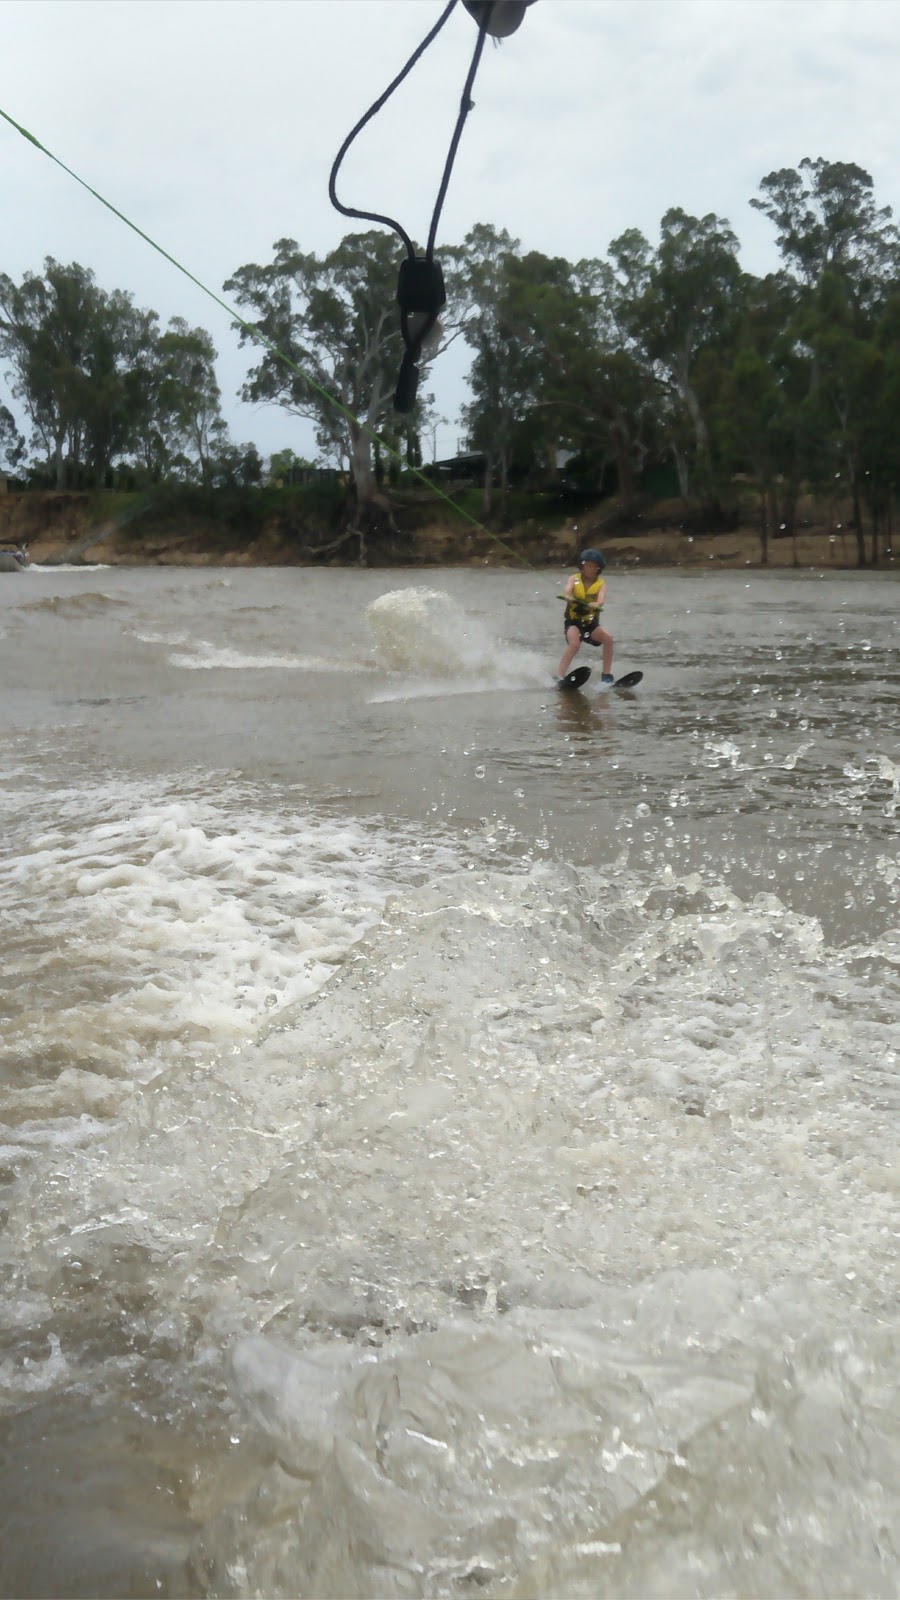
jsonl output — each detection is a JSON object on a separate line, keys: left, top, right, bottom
{"left": 557, "top": 626, "right": 583, "bottom": 678}
{"left": 590, "top": 626, "right": 614, "bottom": 676}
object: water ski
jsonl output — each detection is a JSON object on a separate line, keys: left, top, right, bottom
{"left": 556, "top": 666, "right": 591, "bottom": 690}
{"left": 612, "top": 671, "right": 643, "bottom": 690}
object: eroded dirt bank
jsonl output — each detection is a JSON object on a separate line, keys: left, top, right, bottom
{"left": 0, "top": 488, "right": 887, "bottom": 570}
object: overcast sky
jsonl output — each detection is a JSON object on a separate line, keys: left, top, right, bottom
{"left": 2, "top": 0, "right": 898, "bottom": 465}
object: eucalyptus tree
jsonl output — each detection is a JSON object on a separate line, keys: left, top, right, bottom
{"left": 797, "top": 271, "right": 899, "bottom": 565}
{"left": 607, "top": 209, "right": 747, "bottom": 496}
{"left": 703, "top": 273, "right": 803, "bottom": 560}
{"left": 750, "top": 158, "right": 899, "bottom": 307}
{"left": 139, "top": 319, "right": 228, "bottom": 486}
{"left": 0, "top": 259, "right": 158, "bottom": 486}
{"left": 82, "top": 288, "right": 158, "bottom": 484}
{"left": 209, "top": 440, "right": 264, "bottom": 490}
{"left": 537, "top": 255, "right": 661, "bottom": 503}
{"left": 867, "top": 290, "right": 900, "bottom": 555}
{"left": 751, "top": 160, "right": 900, "bottom": 561}
{"left": 456, "top": 225, "right": 555, "bottom": 515}
{"left": 0, "top": 259, "right": 99, "bottom": 486}
{"left": 456, "top": 227, "right": 658, "bottom": 513}
{"left": 224, "top": 230, "right": 446, "bottom": 520}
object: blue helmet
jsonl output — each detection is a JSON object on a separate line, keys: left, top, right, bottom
{"left": 580, "top": 548, "right": 605, "bottom": 569}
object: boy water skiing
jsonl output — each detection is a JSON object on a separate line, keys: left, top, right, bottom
{"left": 556, "top": 548, "right": 614, "bottom": 685}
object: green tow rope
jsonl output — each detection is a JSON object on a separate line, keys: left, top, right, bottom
{"left": 0, "top": 104, "right": 536, "bottom": 570}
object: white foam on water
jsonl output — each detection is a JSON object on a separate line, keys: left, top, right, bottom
{"left": 2, "top": 820, "right": 896, "bottom": 1591}
{"left": 0, "top": 776, "right": 459, "bottom": 1156}
{"left": 167, "top": 861, "right": 895, "bottom": 1596}
{"left": 130, "top": 628, "right": 190, "bottom": 646}
{"left": 166, "top": 640, "right": 359, "bottom": 672}
{"left": 2, "top": 565, "right": 898, "bottom": 1595}
{"left": 221, "top": 1304, "right": 897, "bottom": 1599}
{"left": 128, "top": 632, "right": 360, "bottom": 672}
{"left": 368, "top": 677, "right": 513, "bottom": 704}
{"left": 1, "top": 717, "right": 897, "bottom": 1595}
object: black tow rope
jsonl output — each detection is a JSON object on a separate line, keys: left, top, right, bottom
{"left": 328, "top": 0, "right": 538, "bottom": 413}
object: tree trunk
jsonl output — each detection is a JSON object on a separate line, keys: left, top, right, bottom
{"left": 672, "top": 443, "right": 690, "bottom": 499}
{"left": 851, "top": 477, "right": 867, "bottom": 567}
{"left": 54, "top": 431, "right": 66, "bottom": 490}
{"left": 683, "top": 382, "right": 709, "bottom": 461}
{"left": 758, "top": 491, "right": 769, "bottom": 565}
{"left": 610, "top": 418, "right": 636, "bottom": 502}
{"left": 767, "top": 483, "right": 779, "bottom": 543}
{"left": 348, "top": 422, "right": 375, "bottom": 505}
{"left": 482, "top": 452, "right": 493, "bottom": 518}
{"left": 70, "top": 422, "right": 82, "bottom": 483}
{"left": 782, "top": 467, "right": 799, "bottom": 566}
{"left": 499, "top": 448, "right": 510, "bottom": 530}
{"left": 347, "top": 491, "right": 398, "bottom": 566}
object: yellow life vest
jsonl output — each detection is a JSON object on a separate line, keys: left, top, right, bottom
{"left": 565, "top": 572, "right": 604, "bottom": 626}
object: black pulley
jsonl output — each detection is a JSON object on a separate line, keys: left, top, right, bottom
{"left": 461, "top": 0, "right": 538, "bottom": 38}
{"left": 329, "top": 0, "right": 537, "bottom": 416}
{"left": 396, "top": 257, "right": 446, "bottom": 316}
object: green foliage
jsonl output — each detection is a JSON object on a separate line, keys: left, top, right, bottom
{"left": 267, "top": 448, "right": 316, "bottom": 485}
{"left": 0, "top": 259, "right": 154, "bottom": 486}
{"left": 107, "top": 477, "right": 345, "bottom": 543}
{"left": 750, "top": 158, "right": 899, "bottom": 304}
{"left": 137, "top": 317, "right": 227, "bottom": 485}
{"left": 0, "top": 260, "right": 237, "bottom": 489}
{"left": 209, "top": 441, "right": 264, "bottom": 490}
{"left": 223, "top": 231, "right": 445, "bottom": 505}
{"left": 0, "top": 402, "right": 24, "bottom": 472}
{"left": 604, "top": 209, "right": 747, "bottom": 495}
{"left": 2, "top": 154, "right": 897, "bottom": 568}
{"left": 455, "top": 161, "right": 896, "bottom": 563}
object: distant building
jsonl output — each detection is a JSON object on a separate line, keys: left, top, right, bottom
{"left": 281, "top": 465, "right": 344, "bottom": 487}
{"left": 430, "top": 447, "right": 578, "bottom": 483}
{"left": 432, "top": 450, "right": 487, "bottom": 481}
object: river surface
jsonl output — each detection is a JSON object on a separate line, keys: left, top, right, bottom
{"left": 0, "top": 564, "right": 898, "bottom": 1598}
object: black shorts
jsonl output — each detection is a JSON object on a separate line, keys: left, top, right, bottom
{"left": 564, "top": 617, "right": 602, "bottom": 644}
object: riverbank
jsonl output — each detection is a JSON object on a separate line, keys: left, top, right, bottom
{"left": 0, "top": 487, "right": 892, "bottom": 570}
